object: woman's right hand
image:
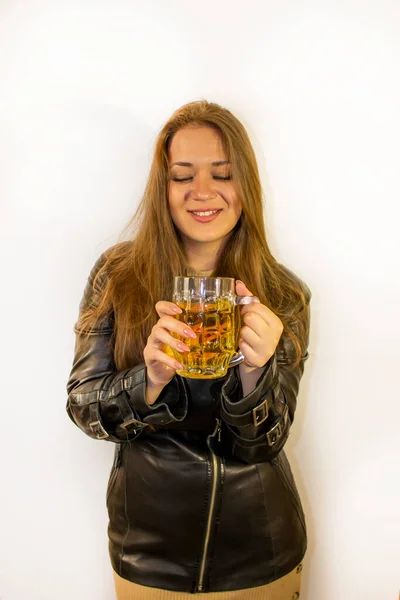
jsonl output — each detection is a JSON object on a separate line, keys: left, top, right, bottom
{"left": 143, "top": 301, "right": 196, "bottom": 404}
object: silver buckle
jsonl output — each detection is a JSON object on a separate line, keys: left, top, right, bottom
{"left": 120, "top": 417, "right": 149, "bottom": 431}
{"left": 252, "top": 398, "right": 269, "bottom": 426}
{"left": 89, "top": 420, "right": 109, "bottom": 440}
{"left": 266, "top": 405, "right": 288, "bottom": 446}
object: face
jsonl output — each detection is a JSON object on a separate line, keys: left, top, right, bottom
{"left": 167, "top": 126, "right": 242, "bottom": 255}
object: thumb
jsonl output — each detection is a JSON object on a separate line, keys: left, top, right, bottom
{"left": 236, "top": 280, "right": 253, "bottom": 297}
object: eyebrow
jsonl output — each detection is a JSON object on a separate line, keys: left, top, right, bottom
{"left": 169, "top": 160, "right": 231, "bottom": 168}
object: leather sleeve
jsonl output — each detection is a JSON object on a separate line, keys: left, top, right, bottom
{"left": 66, "top": 251, "right": 188, "bottom": 443}
{"left": 219, "top": 283, "right": 311, "bottom": 463}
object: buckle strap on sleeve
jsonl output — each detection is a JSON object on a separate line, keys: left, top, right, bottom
{"left": 266, "top": 404, "right": 289, "bottom": 446}
{"left": 117, "top": 393, "right": 150, "bottom": 433}
{"left": 220, "top": 380, "right": 280, "bottom": 428}
{"left": 228, "top": 404, "right": 289, "bottom": 448}
{"left": 220, "top": 394, "right": 270, "bottom": 427}
{"left": 89, "top": 402, "right": 109, "bottom": 439}
{"left": 119, "top": 417, "right": 150, "bottom": 432}
{"left": 88, "top": 393, "right": 150, "bottom": 439}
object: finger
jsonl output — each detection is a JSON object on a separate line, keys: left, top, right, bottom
{"left": 155, "top": 315, "right": 197, "bottom": 340}
{"left": 240, "top": 327, "right": 273, "bottom": 364}
{"left": 144, "top": 346, "right": 184, "bottom": 371}
{"left": 155, "top": 301, "right": 183, "bottom": 318}
{"left": 240, "top": 302, "right": 281, "bottom": 327}
{"left": 241, "top": 312, "right": 270, "bottom": 338}
{"left": 238, "top": 339, "right": 264, "bottom": 368}
{"left": 240, "top": 324, "right": 264, "bottom": 349}
{"left": 148, "top": 325, "right": 191, "bottom": 354}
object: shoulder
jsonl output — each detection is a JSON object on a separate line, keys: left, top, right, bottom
{"left": 278, "top": 263, "right": 312, "bottom": 305}
{"left": 94, "top": 240, "right": 133, "bottom": 266}
{"left": 76, "top": 242, "right": 133, "bottom": 329}
{"left": 90, "top": 241, "right": 133, "bottom": 282}
{"left": 82, "top": 241, "right": 133, "bottom": 302}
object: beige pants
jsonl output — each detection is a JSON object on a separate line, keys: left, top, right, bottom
{"left": 113, "top": 563, "right": 303, "bottom": 599}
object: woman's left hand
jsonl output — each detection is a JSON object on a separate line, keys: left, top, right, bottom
{"left": 236, "top": 280, "right": 284, "bottom": 368}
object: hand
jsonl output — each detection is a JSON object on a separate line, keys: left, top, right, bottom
{"left": 236, "top": 281, "right": 283, "bottom": 369}
{"left": 143, "top": 302, "right": 196, "bottom": 402}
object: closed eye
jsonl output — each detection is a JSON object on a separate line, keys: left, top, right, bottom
{"left": 171, "top": 176, "right": 232, "bottom": 182}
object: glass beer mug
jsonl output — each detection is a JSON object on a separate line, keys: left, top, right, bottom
{"left": 169, "top": 276, "right": 259, "bottom": 379}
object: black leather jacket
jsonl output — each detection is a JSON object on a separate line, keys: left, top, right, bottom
{"left": 66, "top": 250, "right": 311, "bottom": 594}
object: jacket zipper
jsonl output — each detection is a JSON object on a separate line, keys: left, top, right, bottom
{"left": 197, "top": 418, "right": 221, "bottom": 593}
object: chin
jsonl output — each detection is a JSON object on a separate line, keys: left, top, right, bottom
{"left": 188, "top": 232, "right": 227, "bottom": 244}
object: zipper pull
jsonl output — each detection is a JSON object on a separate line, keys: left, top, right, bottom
{"left": 216, "top": 418, "right": 222, "bottom": 443}
{"left": 208, "top": 418, "right": 222, "bottom": 445}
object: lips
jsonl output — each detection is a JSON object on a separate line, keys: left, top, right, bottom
{"left": 188, "top": 208, "right": 222, "bottom": 214}
{"left": 188, "top": 209, "right": 222, "bottom": 223}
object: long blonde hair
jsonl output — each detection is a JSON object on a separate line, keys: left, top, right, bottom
{"left": 76, "top": 100, "right": 310, "bottom": 368}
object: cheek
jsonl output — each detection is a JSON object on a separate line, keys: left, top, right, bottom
{"left": 167, "top": 194, "right": 187, "bottom": 232}
{"left": 167, "top": 190, "right": 179, "bottom": 216}
{"left": 168, "top": 184, "right": 185, "bottom": 207}
{"left": 231, "top": 194, "right": 242, "bottom": 220}
{"left": 227, "top": 187, "right": 241, "bottom": 213}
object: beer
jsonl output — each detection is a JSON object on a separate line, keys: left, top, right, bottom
{"left": 169, "top": 276, "right": 258, "bottom": 379}
{"left": 171, "top": 298, "right": 236, "bottom": 379}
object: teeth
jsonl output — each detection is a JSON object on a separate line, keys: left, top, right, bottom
{"left": 192, "top": 210, "right": 219, "bottom": 216}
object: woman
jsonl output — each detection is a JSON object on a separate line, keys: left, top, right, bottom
{"left": 66, "top": 100, "right": 311, "bottom": 599}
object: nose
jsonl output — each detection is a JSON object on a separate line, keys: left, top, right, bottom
{"left": 190, "top": 174, "right": 217, "bottom": 201}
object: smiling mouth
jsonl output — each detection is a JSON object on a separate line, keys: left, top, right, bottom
{"left": 188, "top": 209, "right": 222, "bottom": 216}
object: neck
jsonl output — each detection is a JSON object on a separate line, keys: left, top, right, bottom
{"left": 184, "top": 237, "right": 229, "bottom": 272}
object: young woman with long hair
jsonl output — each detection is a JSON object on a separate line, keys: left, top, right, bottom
{"left": 67, "top": 100, "right": 311, "bottom": 599}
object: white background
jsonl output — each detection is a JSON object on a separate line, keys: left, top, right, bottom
{"left": 1, "top": 1, "right": 399, "bottom": 599}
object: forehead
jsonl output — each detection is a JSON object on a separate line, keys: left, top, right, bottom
{"left": 168, "top": 126, "right": 227, "bottom": 164}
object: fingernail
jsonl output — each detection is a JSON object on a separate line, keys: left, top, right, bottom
{"left": 184, "top": 328, "right": 197, "bottom": 339}
{"left": 177, "top": 342, "right": 190, "bottom": 352}
{"left": 175, "top": 362, "right": 184, "bottom": 370}
{"left": 172, "top": 306, "right": 182, "bottom": 313}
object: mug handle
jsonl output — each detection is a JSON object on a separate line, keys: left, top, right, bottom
{"left": 228, "top": 295, "right": 260, "bottom": 368}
